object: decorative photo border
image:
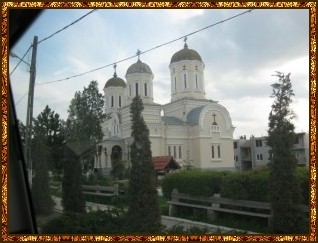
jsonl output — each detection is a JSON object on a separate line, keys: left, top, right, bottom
{"left": 1, "top": 1, "right": 316, "bottom": 241}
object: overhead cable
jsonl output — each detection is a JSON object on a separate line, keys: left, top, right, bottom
{"left": 37, "top": 9, "right": 97, "bottom": 45}
{"left": 37, "top": 9, "right": 254, "bottom": 86}
{"left": 9, "top": 45, "right": 32, "bottom": 76}
{"left": 10, "top": 9, "right": 97, "bottom": 76}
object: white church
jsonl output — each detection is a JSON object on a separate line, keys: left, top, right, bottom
{"left": 95, "top": 40, "right": 235, "bottom": 173}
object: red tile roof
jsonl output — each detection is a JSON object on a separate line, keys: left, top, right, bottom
{"left": 152, "top": 156, "right": 181, "bottom": 171}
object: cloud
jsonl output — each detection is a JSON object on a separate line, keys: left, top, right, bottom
{"left": 9, "top": 9, "right": 309, "bottom": 138}
{"left": 163, "top": 9, "right": 205, "bottom": 23}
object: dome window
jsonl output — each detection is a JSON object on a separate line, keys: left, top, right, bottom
{"left": 119, "top": 96, "right": 122, "bottom": 107}
{"left": 135, "top": 83, "right": 139, "bottom": 96}
{"left": 111, "top": 96, "right": 114, "bottom": 107}
{"left": 144, "top": 83, "right": 148, "bottom": 96}
{"left": 195, "top": 74, "right": 198, "bottom": 89}
{"left": 184, "top": 73, "right": 187, "bottom": 89}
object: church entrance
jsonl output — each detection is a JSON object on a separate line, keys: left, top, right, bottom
{"left": 111, "top": 145, "right": 125, "bottom": 179}
{"left": 111, "top": 145, "right": 122, "bottom": 162}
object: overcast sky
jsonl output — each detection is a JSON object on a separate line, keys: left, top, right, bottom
{"left": 9, "top": 8, "right": 309, "bottom": 139}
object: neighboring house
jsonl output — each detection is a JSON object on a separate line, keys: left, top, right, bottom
{"left": 95, "top": 40, "right": 236, "bottom": 175}
{"left": 152, "top": 156, "right": 181, "bottom": 182}
{"left": 292, "top": 132, "right": 309, "bottom": 166}
{"left": 234, "top": 133, "right": 309, "bottom": 171}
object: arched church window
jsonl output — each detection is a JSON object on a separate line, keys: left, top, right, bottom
{"left": 184, "top": 74, "right": 187, "bottom": 89}
{"left": 129, "top": 84, "right": 132, "bottom": 96}
{"left": 119, "top": 96, "right": 121, "bottom": 107}
{"left": 211, "top": 144, "right": 221, "bottom": 159}
{"left": 144, "top": 83, "right": 148, "bottom": 96}
{"left": 174, "top": 77, "right": 177, "bottom": 91}
{"left": 135, "top": 83, "right": 139, "bottom": 96}
{"left": 111, "top": 96, "right": 114, "bottom": 107}
{"left": 113, "top": 120, "right": 118, "bottom": 135}
{"left": 195, "top": 74, "right": 198, "bottom": 89}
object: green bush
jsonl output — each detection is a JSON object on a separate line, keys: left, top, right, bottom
{"left": 221, "top": 169, "right": 270, "bottom": 202}
{"left": 42, "top": 209, "right": 126, "bottom": 234}
{"left": 162, "top": 167, "right": 308, "bottom": 203}
{"left": 295, "top": 167, "right": 310, "bottom": 204}
{"left": 82, "top": 175, "right": 115, "bottom": 186}
{"left": 162, "top": 170, "right": 228, "bottom": 199}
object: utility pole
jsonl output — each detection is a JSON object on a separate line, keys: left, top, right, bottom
{"left": 24, "top": 36, "right": 38, "bottom": 188}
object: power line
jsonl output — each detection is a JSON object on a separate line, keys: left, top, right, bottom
{"left": 9, "top": 9, "right": 97, "bottom": 76}
{"left": 15, "top": 91, "right": 29, "bottom": 106}
{"left": 9, "top": 45, "right": 32, "bottom": 76}
{"left": 37, "top": 9, "right": 97, "bottom": 45}
{"left": 37, "top": 9, "right": 254, "bottom": 86}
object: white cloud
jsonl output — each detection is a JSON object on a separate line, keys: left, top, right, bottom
{"left": 9, "top": 9, "right": 309, "bottom": 138}
{"left": 164, "top": 9, "right": 205, "bottom": 23}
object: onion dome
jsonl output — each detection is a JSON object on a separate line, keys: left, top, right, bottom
{"left": 104, "top": 72, "right": 126, "bottom": 88}
{"left": 170, "top": 43, "right": 202, "bottom": 64}
{"left": 126, "top": 60, "right": 153, "bottom": 75}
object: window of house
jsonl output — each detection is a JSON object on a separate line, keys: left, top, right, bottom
{"left": 234, "top": 142, "right": 237, "bottom": 149}
{"left": 294, "top": 135, "right": 299, "bottom": 144}
{"left": 257, "top": 154, "right": 263, "bottom": 160}
{"left": 179, "top": 146, "right": 182, "bottom": 159}
{"left": 173, "top": 146, "right": 177, "bottom": 159}
{"left": 256, "top": 140, "right": 262, "bottom": 147}
{"left": 168, "top": 146, "right": 171, "bottom": 156}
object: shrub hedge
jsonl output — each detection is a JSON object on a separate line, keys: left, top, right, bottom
{"left": 161, "top": 167, "right": 309, "bottom": 204}
{"left": 162, "top": 170, "right": 230, "bottom": 199}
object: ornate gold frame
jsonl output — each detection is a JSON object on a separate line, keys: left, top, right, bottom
{"left": 1, "top": 2, "right": 316, "bottom": 241}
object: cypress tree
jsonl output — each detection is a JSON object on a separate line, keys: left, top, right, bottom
{"left": 267, "top": 72, "right": 307, "bottom": 233}
{"left": 61, "top": 145, "right": 86, "bottom": 214}
{"left": 126, "top": 96, "right": 161, "bottom": 233}
{"left": 31, "top": 137, "right": 54, "bottom": 215}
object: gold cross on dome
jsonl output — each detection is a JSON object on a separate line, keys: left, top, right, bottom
{"left": 113, "top": 63, "right": 117, "bottom": 77}
{"left": 137, "top": 49, "right": 141, "bottom": 60}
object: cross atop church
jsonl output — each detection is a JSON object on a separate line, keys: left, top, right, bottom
{"left": 137, "top": 49, "right": 141, "bottom": 61}
{"left": 184, "top": 36, "right": 188, "bottom": 48}
{"left": 113, "top": 63, "right": 117, "bottom": 77}
{"left": 212, "top": 113, "right": 218, "bottom": 125}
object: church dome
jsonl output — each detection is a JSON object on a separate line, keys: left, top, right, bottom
{"left": 170, "top": 43, "right": 202, "bottom": 64}
{"left": 126, "top": 60, "right": 153, "bottom": 75}
{"left": 104, "top": 74, "right": 126, "bottom": 88}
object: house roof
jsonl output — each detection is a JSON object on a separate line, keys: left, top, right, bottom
{"left": 187, "top": 106, "right": 205, "bottom": 125}
{"left": 152, "top": 156, "right": 181, "bottom": 171}
{"left": 161, "top": 116, "right": 184, "bottom": 125}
